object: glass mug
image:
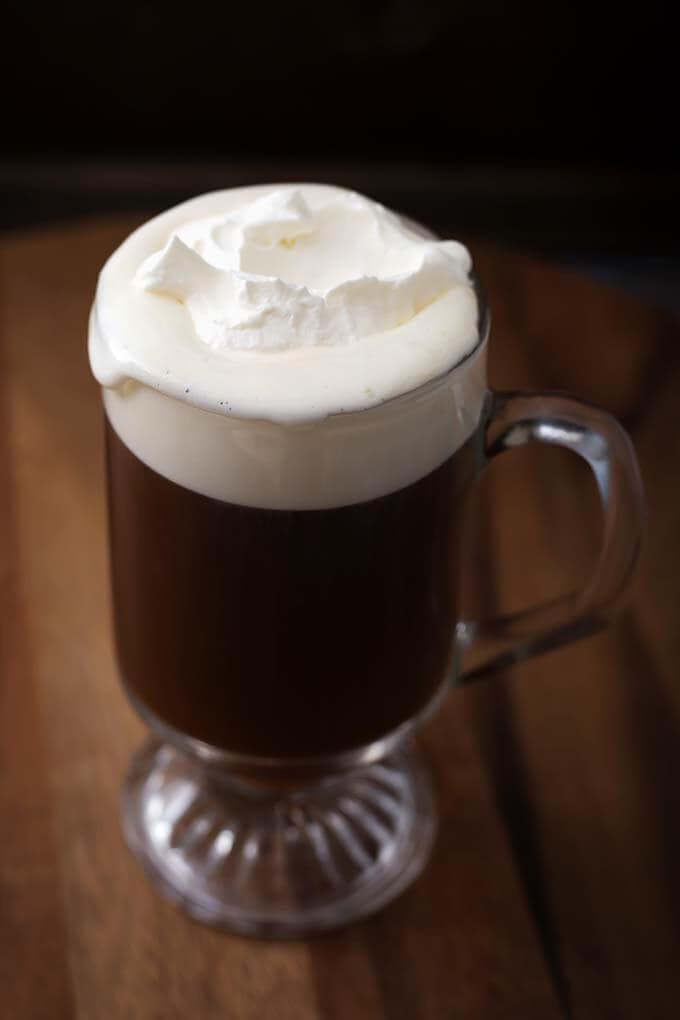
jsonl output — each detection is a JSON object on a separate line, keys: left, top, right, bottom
{"left": 102, "top": 279, "right": 643, "bottom": 937}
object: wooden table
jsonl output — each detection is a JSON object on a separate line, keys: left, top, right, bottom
{"left": 1, "top": 218, "right": 679, "bottom": 1019}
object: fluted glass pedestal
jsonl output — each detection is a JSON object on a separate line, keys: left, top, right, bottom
{"left": 122, "top": 738, "right": 436, "bottom": 937}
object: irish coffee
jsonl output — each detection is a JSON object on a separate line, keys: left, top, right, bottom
{"left": 106, "top": 420, "right": 481, "bottom": 757}
{"left": 89, "top": 184, "right": 644, "bottom": 934}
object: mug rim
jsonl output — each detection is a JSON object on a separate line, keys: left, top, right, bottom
{"left": 319, "top": 271, "right": 489, "bottom": 425}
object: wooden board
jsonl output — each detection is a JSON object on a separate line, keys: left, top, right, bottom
{"left": 1, "top": 218, "right": 678, "bottom": 1018}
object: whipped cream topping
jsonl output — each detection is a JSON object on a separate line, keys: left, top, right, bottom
{"left": 134, "top": 189, "right": 472, "bottom": 352}
{"left": 90, "top": 184, "right": 487, "bottom": 509}
{"left": 90, "top": 184, "right": 479, "bottom": 424}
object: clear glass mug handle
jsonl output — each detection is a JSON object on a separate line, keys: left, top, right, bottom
{"left": 456, "top": 391, "right": 645, "bottom": 681}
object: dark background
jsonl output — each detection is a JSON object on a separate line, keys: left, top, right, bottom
{"left": 3, "top": 0, "right": 679, "bottom": 295}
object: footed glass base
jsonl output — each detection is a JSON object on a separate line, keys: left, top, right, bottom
{"left": 121, "top": 739, "right": 436, "bottom": 937}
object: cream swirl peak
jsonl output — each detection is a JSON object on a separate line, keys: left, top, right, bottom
{"left": 134, "top": 188, "right": 472, "bottom": 352}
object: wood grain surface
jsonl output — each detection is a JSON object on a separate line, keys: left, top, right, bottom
{"left": 1, "top": 218, "right": 679, "bottom": 1019}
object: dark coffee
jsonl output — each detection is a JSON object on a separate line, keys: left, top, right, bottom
{"left": 106, "top": 420, "right": 480, "bottom": 758}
